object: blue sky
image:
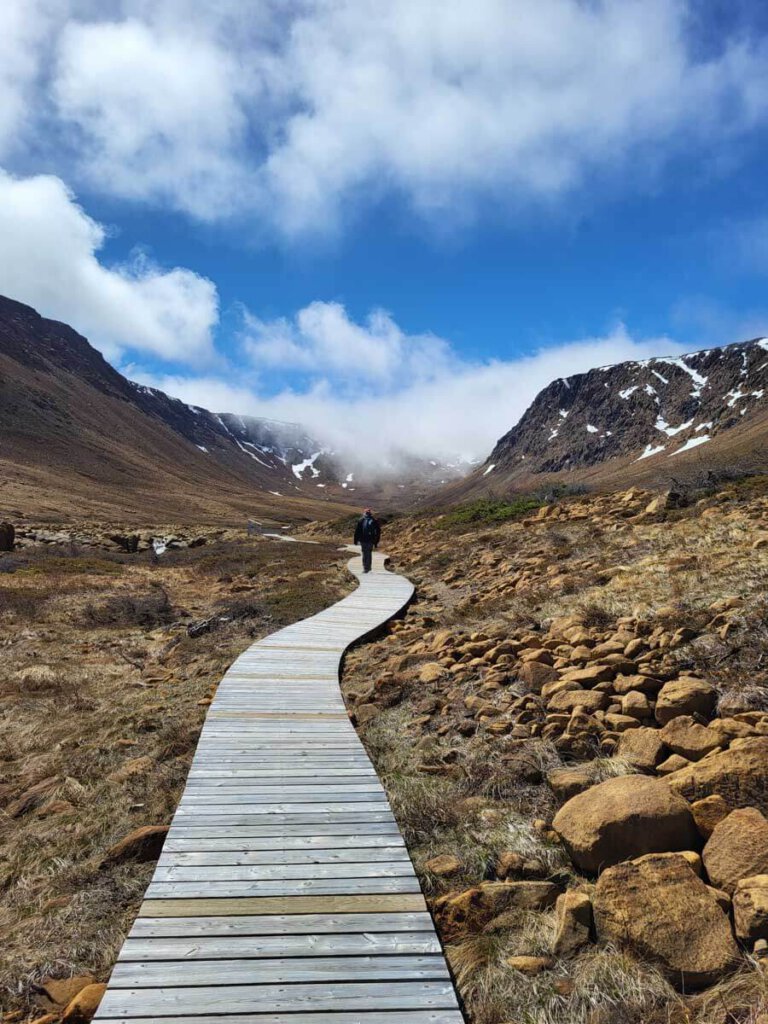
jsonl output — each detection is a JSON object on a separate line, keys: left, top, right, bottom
{"left": 1, "top": 1, "right": 767, "bottom": 464}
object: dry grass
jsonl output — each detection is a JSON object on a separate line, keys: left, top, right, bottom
{"left": 0, "top": 533, "right": 354, "bottom": 1016}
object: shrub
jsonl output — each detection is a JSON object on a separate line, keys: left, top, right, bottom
{"left": 0, "top": 586, "right": 49, "bottom": 620}
{"left": 439, "top": 497, "right": 544, "bottom": 529}
{"left": 82, "top": 587, "right": 174, "bottom": 627}
{"left": 24, "top": 556, "right": 123, "bottom": 576}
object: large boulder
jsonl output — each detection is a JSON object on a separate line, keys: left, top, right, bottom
{"left": 665, "top": 738, "right": 768, "bottom": 815}
{"left": 660, "top": 716, "right": 721, "bottom": 761}
{"left": 552, "top": 775, "right": 699, "bottom": 874}
{"left": 655, "top": 677, "right": 716, "bottom": 725}
{"left": 733, "top": 875, "right": 768, "bottom": 941}
{"left": 702, "top": 808, "right": 768, "bottom": 894}
{"left": 618, "top": 726, "right": 667, "bottom": 772}
{"left": 593, "top": 853, "right": 739, "bottom": 989}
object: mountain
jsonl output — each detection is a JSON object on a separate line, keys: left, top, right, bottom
{"left": 0, "top": 295, "right": 471, "bottom": 523}
{"left": 449, "top": 337, "right": 768, "bottom": 500}
{"left": 0, "top": 295, "right": 356, "bottom": 525}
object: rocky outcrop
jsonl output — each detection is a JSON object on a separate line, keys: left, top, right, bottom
{"left": 593, "top": 853, "right": 739, "bottom": 988}
{"left": 552, "top": 775, "right": 699, "bottom": 873}
{"left": 478, "top": 336, "right": 768, "bottom": 483}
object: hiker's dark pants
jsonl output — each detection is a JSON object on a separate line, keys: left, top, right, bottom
{"left": 361, "top": 543, "right": 374, "bottom": 572}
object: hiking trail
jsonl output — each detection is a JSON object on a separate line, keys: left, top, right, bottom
{"left": 95, "top": 549, "right": 463, "bottom": 1023}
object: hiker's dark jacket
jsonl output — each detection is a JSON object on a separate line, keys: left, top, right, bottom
{"left": 354, "top": 514, "right": 381, "bottom": 546}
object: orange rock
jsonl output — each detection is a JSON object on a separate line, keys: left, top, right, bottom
{"left": 424, "top": 854, "right": 461, "bottom": 876}
{"left": 35, "top": 976, "right": 94, "bottom": 1011}
{"left": 62, "top": 983, "right": 107, "bottom": 1023}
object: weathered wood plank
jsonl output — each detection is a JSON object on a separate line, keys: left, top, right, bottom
{"left": 158, "top": 848, "right": 408, "bottom": 865}
{"left": 118, "top": 931, "right": 441, "bottom": 960}
{"left": 153, "top": 861, "right": 415, "bottom": 881}
{"left": 145, "top": 876, "right": 422, "bottom": 897}
{"left": 130, "top": 912, "right": 434, "bottom": 937}
{"left": 111, "top": 954, "right": 449, "bottom": 986}
{"left": 95, "top": 980, "right": 458, "bottom": 1017}
{"left": 140, "top": 893, "right": 428, "bottom": 916}
{"left": 95, "top": 1014, "right": 463, "bottom": 1024}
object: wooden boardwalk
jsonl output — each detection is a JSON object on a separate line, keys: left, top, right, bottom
{"left": 95, "top": 550, "right": 463, "bottom": 1024}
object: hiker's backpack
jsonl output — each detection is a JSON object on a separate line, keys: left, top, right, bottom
{"left": 360, "top": 516, "right": 377, "bottom": 542}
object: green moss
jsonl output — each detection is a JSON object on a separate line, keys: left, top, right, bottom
{"left": 438, "top": 497, "right": 544, "bottom": 528}
{"left": 22, "top": 557, "right": 123, "bottom": 576}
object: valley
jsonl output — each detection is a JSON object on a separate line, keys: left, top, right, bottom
{"left": 2, "top": 299, "right": 768, "bottom": 1024}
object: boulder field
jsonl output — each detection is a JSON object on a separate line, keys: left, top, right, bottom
{"left": 338, "top": 482, "right": 768, "bottom": 1014}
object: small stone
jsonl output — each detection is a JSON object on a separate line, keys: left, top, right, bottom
{"left": 621, "top": 691, "right": 652, "bottom": 719}
{"left": 552, "top": 890, "right": 593, "bottom": 955}
{"left": 657, "top": 753, "right": 691, "bottom": 776}
{"left": 419, "top": 663, "right": 444, "bottom": 684}
{"left": 506, "top": 955, "right": 553, "bottom": 975}
{"left": 547, "top": 766, "right": 593, "bottom": 802}
{"left": 691, "top": 794, "right": 731, "bottom": 839}
{"left": 618, "top": 727, "right": 666, "bottom": 772}
{"left": 424, "top": 854, "right": 461, "bottom": 877}
{"left": 733, "top": 875, "right": 768, "bottom": 941}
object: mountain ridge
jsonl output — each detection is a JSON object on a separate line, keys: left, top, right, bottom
{"left": 443, "top": 334, "right": 768, "bottom": 502}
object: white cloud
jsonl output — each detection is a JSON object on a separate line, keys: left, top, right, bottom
{"left": 242, "top": 302, "right": 453, "bottom": 384}
{"left": 0, "top": 169, "right": 219, "bottom": 361}
{"left": 2, "top": 1, "right": 767, "bottom": 231}
{"left": 53, "top": 16, "right": 250, "bottom": 219}
{"left": 132, "top": 317, "right": 686, "bottom": 470}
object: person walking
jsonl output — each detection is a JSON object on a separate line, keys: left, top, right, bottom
{"left": 354, "top": 507, "right": 381, "bottom": 573}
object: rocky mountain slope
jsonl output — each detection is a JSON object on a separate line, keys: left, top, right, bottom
{"left": 452, "top": 338, "right": 768, "bottom": 500}
{"left": 0, "top": 295, "right": 462, "bottom": 522}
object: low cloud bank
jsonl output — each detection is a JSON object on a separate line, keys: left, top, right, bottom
{"left": 132, "top": 319, "right": 685, "bottom": 472}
